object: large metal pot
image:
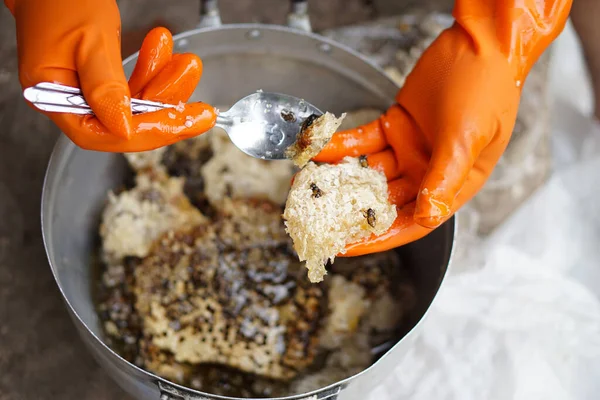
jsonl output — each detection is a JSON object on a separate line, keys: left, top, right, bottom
{"left": 41, "top": 1, "right": 455, "bottom": 399}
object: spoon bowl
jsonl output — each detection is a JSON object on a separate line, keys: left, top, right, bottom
{"left": 216, "top": 91, "right": 322, "bottom": 160}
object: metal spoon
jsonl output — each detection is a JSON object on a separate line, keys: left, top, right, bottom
{"left": 23, "top": 82, "right": 323, "bottom": 160}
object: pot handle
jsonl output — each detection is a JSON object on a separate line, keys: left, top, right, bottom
{"left": 198, "top": 0, "right": 313, "bottom": 32}
{"left": 158, "top": 380, "right": 342, "bottom": 399}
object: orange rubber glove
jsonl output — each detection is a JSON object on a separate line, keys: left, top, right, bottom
{"left": 315, "top": 0, "right": 572, "bottom": 256}
{"left": 6, "top": 0, "right": 217, "bottom": 152}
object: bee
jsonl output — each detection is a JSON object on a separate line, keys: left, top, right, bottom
{"left": 358, "top": 155, "right": 368, "bottom": 168}
{"left": 294, "top": 114, "right": 320, "bottom": 152}
{"left": 300, "top": 114, "right": 319, "bottom": 133}
{"left": 310, "top": 183, "right": 323, "bottom": 198}
{"left": 363, "top": 208, "right": 376, "bottom": 228}
{"left": 281, "top": 109, "right": 296, "bottom": 122}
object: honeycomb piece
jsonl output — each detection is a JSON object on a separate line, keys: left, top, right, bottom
{"left": 285, "top": 112, "right": 346, "bottom": 168}
{"left": 318, "top": 275, "right": 369, "bottom": 350}
{"left": 283, "top": 157, "right": 397, "bottom": 282}
{"left": 99, "top": 173, "right": 206, "bottom": 264}
{"left": 201, "top": 130, "right": 295, "bottom": 207}
{"left": 133, "top": 200, "right": 324, "bottom": 381}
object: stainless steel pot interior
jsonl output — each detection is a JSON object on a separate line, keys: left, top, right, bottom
{"left": 41, "top": 23, "right": 455, "bottom": 400}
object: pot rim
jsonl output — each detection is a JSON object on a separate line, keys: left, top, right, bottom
{"left": 41, "top": 22, "right": 456, "bottom": 400}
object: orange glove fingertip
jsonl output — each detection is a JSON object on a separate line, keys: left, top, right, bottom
{"left": 313, "top": 118, "right": 387, "bottom": 163}
{"left": 140, "top": 53, "right": 203, "bottom": 103}
{"left": 128, "top": 26, "right": 174, "bottom": 97}
{"left": 413, "top": 184, "right": 453, "bottom": 229}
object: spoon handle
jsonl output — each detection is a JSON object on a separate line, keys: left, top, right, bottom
{"left": 23, "top": 82, "right": 175, "bottom": 115}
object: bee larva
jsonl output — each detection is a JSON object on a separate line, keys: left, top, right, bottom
{"left": 281, "top": 109, "right": 296, "bottom": 122}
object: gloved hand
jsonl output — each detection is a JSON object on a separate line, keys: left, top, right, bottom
{"left": 6, "top": 0, "right": 217, "bottom": 152}
{"left": 315, "top": 0, "right": 572, "bottom": 256}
